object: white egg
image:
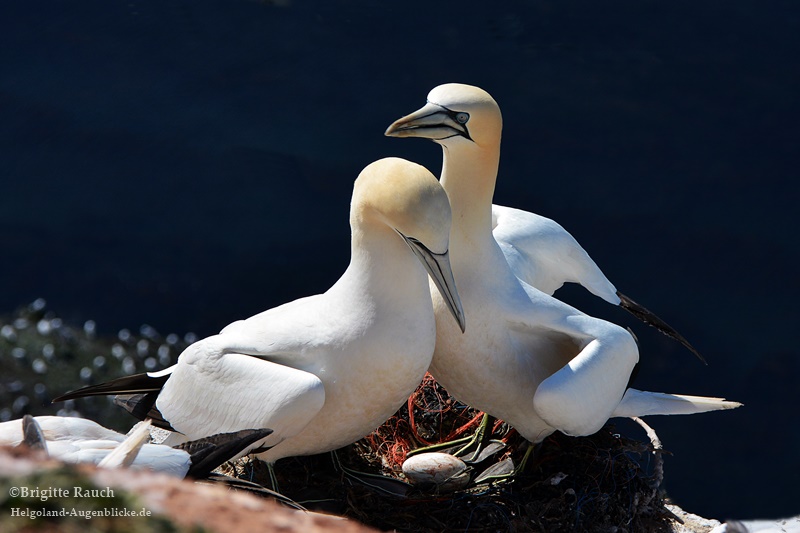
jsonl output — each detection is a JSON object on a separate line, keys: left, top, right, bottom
{"left": 401, "top": 452, "right": 470, "bottom": 492}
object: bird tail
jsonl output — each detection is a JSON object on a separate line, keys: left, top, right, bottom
{"left": 612, "top": 387, "right": 742, "bottom": 418}
{"left": 177, "top": 428, "right": 274, "bottom": 479}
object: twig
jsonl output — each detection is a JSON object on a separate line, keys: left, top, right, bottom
{"left": 631, "top": 416, "right": 663, "bottom": 510}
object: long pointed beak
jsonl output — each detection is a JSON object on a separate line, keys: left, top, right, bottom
{"left": 399, "top": 233, "right": 466, "bottom": 333}
{"left": 385, "top": 102, "right": 468, "bottom": 141}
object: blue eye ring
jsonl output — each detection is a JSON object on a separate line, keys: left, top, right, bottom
{"left": 455, "top": 112, "right": 469, "bottom": 124}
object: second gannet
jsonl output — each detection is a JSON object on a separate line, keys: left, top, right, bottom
{"left": 386, "top": 83, "right": 703, "bottom": 362}
{"left": 385, "top": 85, "right": 739, "bottom": 447}
{"left": 1, "top": 415, "right": 272, "bottom": 478}
{"left": 55, "top": 157, "right": 465, "bottom": 464}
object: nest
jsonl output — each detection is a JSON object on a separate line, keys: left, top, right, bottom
{"left": 224, "top": 374, "right": 677, "bottom": 533}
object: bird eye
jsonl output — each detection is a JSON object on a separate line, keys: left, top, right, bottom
{"left": 455, "top": 112, "right": 469, "bottom": 124}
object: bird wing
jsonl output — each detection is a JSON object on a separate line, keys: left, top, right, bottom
{"left": 44, "top": 416, "right": 129, "bottom": 441}
{"left": 178, "top": 428, "right": 274, "bottom": 479}
{"left": 128, "top": 444, "right": 191, "bottom": 477}
{"left": 217, "top": 293, "right": 343, "bottom": 360}
{"left": 492, "top": 204, "right": 619, "bottom": 304}
{"left": 155, "top": 296, "right": 333, "bottom": 449}
{"left": 54, "top": 295, "right": 333, "bottom": 451}
{"left": 156, "top": 340, "right": 325, "bottom": 450}
{"left": 493, "top": 204, "right": 706, "bottom": 363}
{"left": 505, "top": 281, "right": 639, "bottom": 437}
{"left": 47, "top": 439, "right": 120, "bottom": 464}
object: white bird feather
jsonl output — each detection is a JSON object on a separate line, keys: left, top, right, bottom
{"left": 386, "top": 84, "right": 739, "bottom": 443}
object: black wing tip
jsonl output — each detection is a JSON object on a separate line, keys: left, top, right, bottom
{"left": 616, "top": 291, "right": 708, "bottom": 365}
{"left": 113, "top": 393, "right": 177, "bottom": 431}
{"left": 178, "top": 428, "right": 273, "bottom": 453}
{"left": 52, "top": 372, "right": 170, "bottom": 403}
{"left": 51, "top": 389, "right": 88, "bottom": 403}
{"left": 52, "top": 391, "right": 82, "bottom": 403}
{"left": 183, "top": 428, "right": 274, "bottom": 480}
{"left": 52, "top": 385, "right": 114, "bottom": 403}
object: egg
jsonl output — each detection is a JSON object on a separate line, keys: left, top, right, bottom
{"left": 401, "top": 452, "right": 470, "bottom": 492}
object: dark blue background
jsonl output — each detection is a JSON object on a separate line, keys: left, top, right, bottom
{"left": 1, "top": 0, "right": 797, "bottom": 521}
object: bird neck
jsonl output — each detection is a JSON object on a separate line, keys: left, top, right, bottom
{"left": 439, "top": 142, "right": 500, "bottom": 242}
{"left": 342, "top": 224, "right": 429, "bottom": 302}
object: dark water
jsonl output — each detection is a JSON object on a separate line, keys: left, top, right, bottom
{"left": 1, "top": 0, "right": 797, "bottom": 521}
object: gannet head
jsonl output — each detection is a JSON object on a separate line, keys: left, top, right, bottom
{"left": 385, "top": 83, "right": 502, "bottom": 151}
{"left": 352, "top": 157, "right": 466, "bottom": 332}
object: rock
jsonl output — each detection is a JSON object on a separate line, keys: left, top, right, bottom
{"left": 0, "top": 446, "right": 378, "bottom": 533}
{"left": 667, "top": 503, "right": 723, "bottom": 532}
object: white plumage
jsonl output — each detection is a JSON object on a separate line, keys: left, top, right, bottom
{"left": 56, "top": 157, "right": 465, "bottom": 464}
{"left": 0, "top": 416, "right": 191, "bottom": 477}
{"left": 386, "top": 83, "right": 740, "bottom": 443}
{"left": 491, "top": 205, "right": 619, "bottom": 303}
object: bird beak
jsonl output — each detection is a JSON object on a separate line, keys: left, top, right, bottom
{"left": 398, "top": 233, "right": 466, "bottom": 333}
{"left": 22, "top": 415, "right": 48, "bottom": 453}
{"left": 385, "top": 102, "right": 469, "bottom": 141}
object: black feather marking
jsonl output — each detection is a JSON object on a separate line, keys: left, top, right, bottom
{"left": 625, "top": 327, "right": 641, "bottom": 388}
{"left": 179, "top": 428, "right": 274, "bottom": 480}
{"left": 617, "top": 291, "right": 707, "bottom": 365}
{"left": 113, "top": 393, "right": 177, "bottom": 432}
{"left": 52, "top": 372, "right": 170, "bottom": 402}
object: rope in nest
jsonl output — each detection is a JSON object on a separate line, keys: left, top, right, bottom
{"left": 362, "top": 373, "right": 487, "bottom": 469}
{"left": 226, "top": 374, "right": 678, "bottom": 532}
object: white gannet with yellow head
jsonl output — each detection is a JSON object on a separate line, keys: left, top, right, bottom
{"left": 385, "top": 84, "right": 739, "bottom": 446}
{"left": 387, "top": 83, "right": 704, "bottom": 361}
{"left": 55, "top": 157, "right": 465, "bottom": 464}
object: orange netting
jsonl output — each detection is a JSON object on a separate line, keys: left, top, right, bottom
{"left": 363, "top": 373, "right": 489, "bottom": 470}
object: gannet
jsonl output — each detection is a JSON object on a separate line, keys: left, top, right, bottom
{"left": 386, "top": 83, "right": 703, "bottom": 362}
{"left": 0, "top": 415, "right": 272, "bottom": 478}
{"left": 385, "top": 84, "right": 740, "bottom": 446}
{"left": 55, "top": 157, "right": 465, "bottom": 464}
